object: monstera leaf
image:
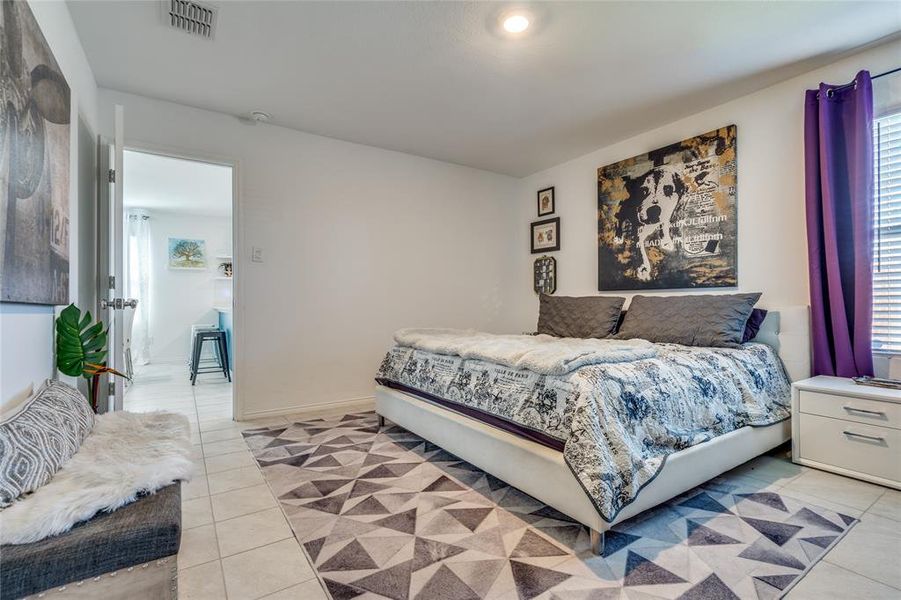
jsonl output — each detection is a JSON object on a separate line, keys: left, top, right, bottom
{"left": 55, "top": 304, "right": 129, "bottom": 411}
{"left": 56, "top": 304, "right": 108, "bottom": 377}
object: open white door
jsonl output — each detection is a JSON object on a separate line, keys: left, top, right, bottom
{"left": 96, "top": 106, "right": 129, "bottom": 412}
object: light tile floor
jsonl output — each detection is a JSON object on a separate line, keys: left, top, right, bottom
{"left": 124, "top": 363, "right": 328, "bottom": 600}
{"left": 124, "top": 365, "right": 901, "bottom": 599}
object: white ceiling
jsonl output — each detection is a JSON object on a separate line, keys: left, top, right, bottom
{"left": 71, "top": 1, "right": 901, "bottom": 177}
{"left": 123, "top": 150, "right": 232, "bottom": 217}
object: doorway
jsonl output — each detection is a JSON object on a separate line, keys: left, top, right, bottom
{"left": 120, "top": 150, "right": 235, "bottom": 423}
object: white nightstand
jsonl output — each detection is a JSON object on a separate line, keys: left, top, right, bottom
{"left": 792, "top": 376, "right": 901, "bottom": 490}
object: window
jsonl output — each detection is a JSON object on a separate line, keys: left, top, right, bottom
{"left": 873, "top": 111, "right": 901, "bottom": 353}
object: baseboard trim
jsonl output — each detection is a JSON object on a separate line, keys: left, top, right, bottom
{"left": 241, "top": 395, "right": 375, "bottom": 420}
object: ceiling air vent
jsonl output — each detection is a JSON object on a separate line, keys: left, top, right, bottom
{"left": 163, "top": 0, "right": 217, "bottom": 39}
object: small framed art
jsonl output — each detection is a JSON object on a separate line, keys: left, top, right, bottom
{"left": 537, "top": 186, "right": 555, "bottom": 216}
{"left": 531, "top": 217, "right": 560, "bottom": 254}
{"left": 168, "top": 238, "right": 208, "bottom": 270}
{"left": 534, "top": 256, "right": 556, "bottom": 294}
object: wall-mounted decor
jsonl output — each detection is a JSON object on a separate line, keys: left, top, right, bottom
{"left": 531, "top": 217, "right": 560, "bottom": 254}
{"left": 1, "top": 2, "right": 72, "bottom": 305}
{"left": 533, "top": 256, "right": 556, "bottom": 294}
{"left": 597, "top": 125, "right": 737, "bottom": 290}
{"left": 168, "top": 238, "right": 208, "bottom": 270}
{"left": 537, "top": 186, "right": 555, "bottom": 216}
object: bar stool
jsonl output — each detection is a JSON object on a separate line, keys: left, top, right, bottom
{"left": 190, "top": 329, "right": 231, "bottom": 385}
{"left": 188, "top": 324, "right": 219, "bottom": 373}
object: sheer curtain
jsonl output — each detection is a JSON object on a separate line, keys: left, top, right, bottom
{"left": 126, "top": 211, "right": 152, "bottom": 365}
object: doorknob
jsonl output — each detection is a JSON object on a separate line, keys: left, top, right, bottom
{"left": 101, "top": 298, "right": 138, "bottom": 310}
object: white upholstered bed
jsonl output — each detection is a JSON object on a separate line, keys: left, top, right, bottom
{"left": 374, "top": 305, "right": 810, "bottom": 554}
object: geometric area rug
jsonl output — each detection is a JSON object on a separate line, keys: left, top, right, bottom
{"left": 242, "top": 412, "right": 857, "bottom": 600}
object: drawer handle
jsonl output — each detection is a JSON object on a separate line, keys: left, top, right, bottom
{"left": 842, "top": 406, "right": 886, "bottom": 417}
{"left": 843, "top": 430, "right": 886, "bottom": 443}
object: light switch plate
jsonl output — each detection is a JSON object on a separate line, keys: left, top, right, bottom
{"left": 251, "top": 247, "right": 264, "bottom": 263}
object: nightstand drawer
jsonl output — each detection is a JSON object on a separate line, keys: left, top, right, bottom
{"left": 799, "top": 413, "right": 901, "bottom": 483}
{"left": 799, "top": 390, "right": 901, "bottom": 430}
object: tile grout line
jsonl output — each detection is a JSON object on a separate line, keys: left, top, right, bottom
{"left": 776, "top": 488, "right": 866, "bottom": 518}
{"left": 778, "top": 475, "right": 885, "bottom": 517}
{"left": 210, "top": 497, "right": 279, "bottom": 524}
{"left": 216, "top": 414, "right": 297, "bottom": 598}
{"left": 207, "top": 477, "right": 268, "bottom": 497}
{"left": 817, "top": 558, "right": 901, "bottom": 592}
{"left": 862, "top": 496, "right": 901, "bottom": 524}
{"left": 256, "top": 573, "right": 323, "bottom": 600}
{"left": 191, "top": 371, "right": 228, "bottom": 600}
{"left": 799, "top": 484, "right": 899, "bottom": 592}
{"left": 128, "top": 365, "right": 231, "bottom": 598}
{"left": 860, "top": 488, "right": 887, "bottom": 514}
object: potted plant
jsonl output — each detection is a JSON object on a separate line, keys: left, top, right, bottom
{"left": 55, "top": 304, "right": 129, "bottom": 412}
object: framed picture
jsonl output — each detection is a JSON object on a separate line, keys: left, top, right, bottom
{"left": 168, "top": 238, "right": 208, "bottom": 270}
{"left": 1, "top": 2, "right": 71, "bottom": 305}
{"left": 531, "top": 217, "right": 560, "bottom": 254}
{"left": 597, "top": 125, "right": 737, "bottom": 290}
{"left": 533, "top": 256, "right": 556, "bottom": 294}
{"left": 537, "top": 186, "right": 555, "bottom": 216}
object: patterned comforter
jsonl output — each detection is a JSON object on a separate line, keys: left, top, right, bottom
{"left": 376, "top": 341, "right": 791, "bottom": 522}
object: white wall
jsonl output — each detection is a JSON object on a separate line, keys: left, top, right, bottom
{"left": 139, "top": 210, "right": 232, "bottom": 364}
{"left": 0, "top": 1, "right": 98, "bottom": 406}
{"left": 505, "top": 38, "right": 901, "bottom": 332}
{"left": 98, "top": 89, "right": 520, "bottom": 417}
{"left": 91, "top": 36, "right": 898, "bottom": 416}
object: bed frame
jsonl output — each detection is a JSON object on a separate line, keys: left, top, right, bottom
{"left": 375, "top": 306, "right": 810, "bottom": 555}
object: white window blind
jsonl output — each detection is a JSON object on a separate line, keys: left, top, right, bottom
{"left": 873, "top": 111, "right": 901, "bottom": 353}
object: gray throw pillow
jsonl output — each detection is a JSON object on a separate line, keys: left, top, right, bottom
{"left": 537, "top": 295, "right": 626, "bottom": 338}
{"left": 616, "top": 293, "right": 762, "bottom": 348}
{"left": 0, "top": 380, "right": 95, "bottom": 507}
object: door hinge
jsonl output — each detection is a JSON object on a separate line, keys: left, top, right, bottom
{"left": 108, "top": 381, "right": 115, "bottom": 396}
{"left": 108, "top": 169, "right": 116, "bottom": 183}
{"left": 108, "top": 275, "right": 116, "bottom": 290}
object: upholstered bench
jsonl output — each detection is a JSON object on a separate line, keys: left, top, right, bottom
{"left": 0, "top": 483, "right": 181, "bottom": 600}
{"left": 0, "top": 380, "right": 191, "bottom": 600}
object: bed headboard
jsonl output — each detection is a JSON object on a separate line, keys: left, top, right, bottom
{"left": 751, "top": 305, "right": 811, "bottom": 382}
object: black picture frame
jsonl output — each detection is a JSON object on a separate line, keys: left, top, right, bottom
{"left": 533, "top": 256, "right": 557, "bottom": 294}
{"left": 531, "top": 217, "right": 560, "bottom": 254}
{"left": 537, "top": 186, "right": 555, "bottom": 216}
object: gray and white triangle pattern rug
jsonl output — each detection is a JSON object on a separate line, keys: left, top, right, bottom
{"left": 242, "top": 412, "right": 856, "bottom": 600}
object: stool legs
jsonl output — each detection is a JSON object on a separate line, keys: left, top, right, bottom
{"left": 218, "top": 333, "right": 231, "bottom": 382}
{"left": 190, "top": 334, "right": 203, "bottom": 385}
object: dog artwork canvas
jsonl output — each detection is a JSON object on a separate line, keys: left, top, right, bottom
{"left": 597, "top": 125, "right": 737, "bottom": 290}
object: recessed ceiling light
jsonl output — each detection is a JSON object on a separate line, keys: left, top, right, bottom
{"left": 502, "top": 14, "right": 530, "bottom": 34}
{"left": 249, "top": 110, "right": 272, "bottom": 123}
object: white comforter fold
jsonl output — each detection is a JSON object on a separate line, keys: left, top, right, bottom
{"left": 0, "top": 411, "right": 193, "bottom": 545}
{"left": 393, "top": 328, "right": 656, "bottom": 375}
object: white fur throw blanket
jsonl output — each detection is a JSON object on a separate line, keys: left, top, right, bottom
{"left": 0, "top": 411, "right": 193, "bottom": 545}
{"left": 394, "top": 328, "right": 657, "bottom": 375}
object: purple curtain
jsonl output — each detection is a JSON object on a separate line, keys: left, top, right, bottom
{"left": 804, "top": 70, "right": 874, "bottom": 377}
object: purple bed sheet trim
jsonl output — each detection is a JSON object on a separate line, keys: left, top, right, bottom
{"left": 375, "top": 378, "right": 566, "bottom": 452}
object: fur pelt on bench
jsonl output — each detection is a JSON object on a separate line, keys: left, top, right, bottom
{"left": 0, "top": 411, "right": 193, "bottom": 545}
